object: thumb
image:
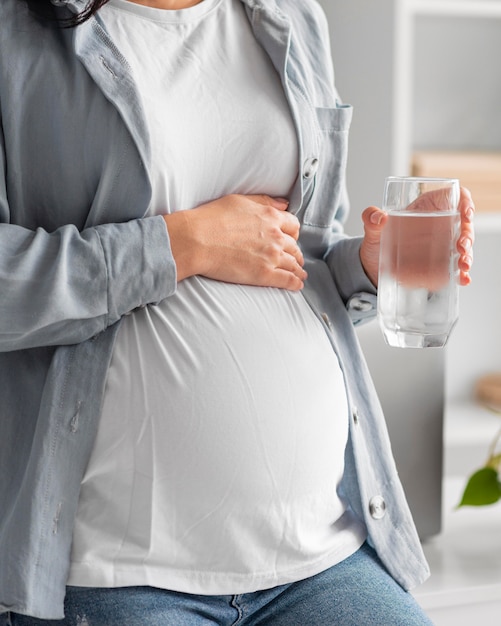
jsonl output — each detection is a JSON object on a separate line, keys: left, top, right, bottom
{"left": 360, "top": 206, "right": 388, "bottom": 287}
{"left": 362, "top": 206, "right": 387, "bottom": 241}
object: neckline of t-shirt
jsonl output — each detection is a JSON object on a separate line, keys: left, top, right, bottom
{"left": 105, "top": 0, "right": 224, "bottom": 24}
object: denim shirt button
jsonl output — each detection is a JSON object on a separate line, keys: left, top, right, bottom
{"left": 369, "top": 495, "right": 387, "bottom": 520}
{"left": 352, "top": 408, "right": 360, "bottom": 425}
{"left": 349, "top": 297, "right": 374, "bottom": 313}
{"left": 302, "top": 157, "right": 319, "bottom": 179}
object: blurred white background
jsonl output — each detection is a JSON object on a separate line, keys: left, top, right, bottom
{"left": 318, "top": 2, "right": 501, "bottom": 623}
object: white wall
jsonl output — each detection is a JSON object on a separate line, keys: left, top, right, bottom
{"left": 317, "top": 0, "right": 397, "bottom": 235}
{"left": 445, "top": 220, "right": 501, "bottom": 402}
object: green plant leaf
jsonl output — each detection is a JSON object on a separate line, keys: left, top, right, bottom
{"left": 457, "top": 467, "right": 501, "bottom": 507}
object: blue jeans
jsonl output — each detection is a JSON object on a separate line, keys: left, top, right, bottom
{"left": 2, "top": 543, "right": 433, "bottom": 625}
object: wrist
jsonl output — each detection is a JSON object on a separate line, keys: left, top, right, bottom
{"left": 359, "top": 243, "right": 379, "bottom": 288}
{"left": 164, "top": 211, "right": 205, "bottom": 282}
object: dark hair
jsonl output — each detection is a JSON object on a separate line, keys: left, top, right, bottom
{"left": 24, "top": 0, "right": 110, "bottom": 27}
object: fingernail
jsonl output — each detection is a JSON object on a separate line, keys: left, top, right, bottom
{"left": 370, "top": 211, "right": 384, "bottom": 226}
{"left": 461, "top": 254, "right": 473, "bottom": 270}
{"left": 275, "top": 197, "right": 289, "bottom": 204}
{"left": 459, "top": 237, "right": 472, "bottom": 253}
{"left": 465, "top": 207, "right": 475, "bottom": 221}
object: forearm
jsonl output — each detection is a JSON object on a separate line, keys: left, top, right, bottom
{"left": 325, "top": 235, "right": 377, "bottom": 299}
{"left": 0, "top": 216, "right": 176, "bottom": 352}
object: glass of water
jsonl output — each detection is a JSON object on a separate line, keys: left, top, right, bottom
{"left": 377, "top": 176, "right": 460, "bottom": 348}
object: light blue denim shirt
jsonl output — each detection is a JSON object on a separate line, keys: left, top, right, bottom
{"left": 0, "top": 0, "right": 429, "bottom": 618}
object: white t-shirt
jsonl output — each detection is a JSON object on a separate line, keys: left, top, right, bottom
{"left": 69, "top": 0, "right": 366, "bottom": 594}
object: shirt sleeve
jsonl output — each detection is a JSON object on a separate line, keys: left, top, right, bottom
{"left": 0, "top": 131, "right": 177, "bottom": 351}
{"left": 324, "top": 235, "right": 378, "bottom": 325}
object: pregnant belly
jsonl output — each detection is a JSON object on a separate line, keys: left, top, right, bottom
{"left": 76, "top": 277, "right": 350, "bottom": 571}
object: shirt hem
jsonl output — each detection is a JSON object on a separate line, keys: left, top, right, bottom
{"left": 67, "top": 526, "right": 367, "bottom": 595}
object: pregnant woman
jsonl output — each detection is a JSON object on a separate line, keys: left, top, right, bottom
{"left": 0, "top": 0, "right": 474, "bottom": 624}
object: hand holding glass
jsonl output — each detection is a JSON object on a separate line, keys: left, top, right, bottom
{"left": 377, "top": 177, "right": 460, "bottom": 348}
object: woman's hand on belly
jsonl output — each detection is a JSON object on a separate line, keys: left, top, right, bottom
{"left": 164, "top": 194, "right": 307, "bottom": 290}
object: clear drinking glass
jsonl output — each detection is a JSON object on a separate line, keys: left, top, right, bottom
{"left": 377, "top": 176, "right": 460, "bottom": 348}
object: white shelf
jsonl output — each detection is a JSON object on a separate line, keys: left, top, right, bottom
{"left": 393, "top": 0, "right": 501, "bottom": 174}
{"left": 413, "top": 477, "right": 501, "bottom": 624}
{"left": 474, "top": 212, "right": 501, "bottom": 233}
{"left": 444, "top": 401, "right": 501, "bottom": 476}
{"left": 408, "top": 0, "right": 501, "bottom": 18}
{"left": 414, "top": 401, "right": 501, "bottom": 622}
{"left": 445, "top": 401, "right": 500, "bottom": 449}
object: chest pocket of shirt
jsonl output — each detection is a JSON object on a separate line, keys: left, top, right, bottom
{"left": 302, "top": 104, "right": 353, "bottom": 229}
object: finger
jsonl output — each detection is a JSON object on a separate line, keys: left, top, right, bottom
{"left": 270, "top": 269, "right": 306, "bottom": 291}
{"left": 457, "top": 235, "right": 473, "bottom": 256}
{"left": 459, "top": 186, "right": 475, "bottom": 231}
{"left": 458, "top": 246, "right": 473, "bottom": 286}
{"left": 457, "top": 187, "right": 475, "bottom": 285}
{"left": 248, "top": 195, "right": 300, "bottom": 238}
{"left": 362, "top": 206, "right": 388, "bottom": 239}
{"left": 279, "top": 211, "right": 301, "bottom": 240}
{"left": 282, "top": 234, "right": 305, "bottom": 268}
{"left": 279, "top": 251, "right": 308, "bottom": 278}
{"left": 271, "top": 196, "right": 290, "bottom": 210}
{"left": 459, "top": 252, "right": 473, "bottom": 271}
{"left": 249, "top": 194, "right": 290, "bottom": 211}
{"left": 460, "top": 222, "right": 474, "bottom": 242}
{"left": 459, "top": 270, "right": 472, "bottom": 287}
{"left": 459, "top": 186, "right": 474, "bottom": 215}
